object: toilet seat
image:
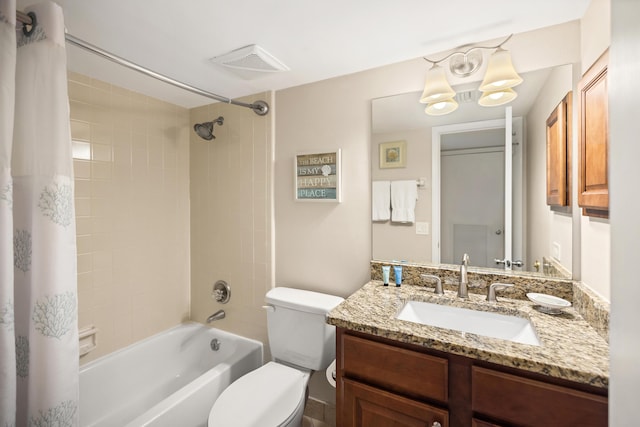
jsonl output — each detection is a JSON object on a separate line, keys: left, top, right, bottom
{"left": 208, "top": 362, "right": 309, "bottom": 427}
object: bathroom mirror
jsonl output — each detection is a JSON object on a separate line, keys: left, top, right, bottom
{"left": 371, "top": 64, "right": 574, "bottom": 278}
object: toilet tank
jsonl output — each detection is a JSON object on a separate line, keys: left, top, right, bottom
{"left": 264, "top": 287, "right": 344, "bottom": 371}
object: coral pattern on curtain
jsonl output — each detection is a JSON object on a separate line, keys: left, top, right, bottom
{"left": 0, "top": 1, "right": 79, "bottom": 426}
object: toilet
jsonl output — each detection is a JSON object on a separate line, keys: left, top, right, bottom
{"left": 208, "top": 287, "right": 344, "bottom": 427}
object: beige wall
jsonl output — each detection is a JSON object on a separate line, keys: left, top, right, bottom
{"left": 579, "top": 0, "right": 611, "bottom": 300}
{"left": 371, "top": 129, "right": 432, "bottom": 263}
{"left": 189, "top": 92, "right": 274, "bottom": 350}
{"left": 69, "top": 72, "right": 191, "bottom": 364}
{"left": 581, "top": 0, "right": 611, "bottom": 75}
{"left": 525, "top": 65, "right": 574, "bottom": 272}
{"left": 276, "top": 68, "right": 407, "bottom": 298}
{"left": 275, "top": 22, "right": 581, "bottom": 298}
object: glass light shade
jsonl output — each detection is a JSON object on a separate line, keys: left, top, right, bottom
{"left": 425, "top": 98, "right": 459, "bottom": 115}
{"left": 478, "top": 88, "right": 518, "bottom": 107}
{"left": 478, "top": 48, "right": 523, "bottom": 92}
{"left": 420, "top": 64, "right": 456, "bottom": 104}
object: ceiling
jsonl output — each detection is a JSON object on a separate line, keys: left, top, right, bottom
{"left": 17, "top": 0, "right": 591, "bottom": 108}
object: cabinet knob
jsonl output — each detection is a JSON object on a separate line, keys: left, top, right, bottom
{"left": 432, "top": 422, "right": 442, "bottom": 427}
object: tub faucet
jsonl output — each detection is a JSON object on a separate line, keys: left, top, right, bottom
{"left": 458, "top": 253, "right": 470, "bottom": 299}
{"left": 206, "top": 309, "right": 226, "bottom": 323}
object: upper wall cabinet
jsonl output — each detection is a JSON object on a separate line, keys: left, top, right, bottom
{"left": 578, "top": 50, "right": 609, "bottom": 218}
{"left": 546, "top": 92, "right": 572, "bottom": 207}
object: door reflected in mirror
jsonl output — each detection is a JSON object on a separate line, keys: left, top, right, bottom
{"left": 371, "top": 65, "right": 573, "bottom": 278}
{"left": 440, "top": 126, "right": 508, "bottom": 268}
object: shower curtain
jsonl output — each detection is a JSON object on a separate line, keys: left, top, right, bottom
{"left": 1, "top": 1, "right": 79, "bottom": 425}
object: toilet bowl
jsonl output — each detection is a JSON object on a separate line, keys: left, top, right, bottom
{"left": 208, "top": 362, "right": 309, "bottom": 427}
{"left": 207, "top": 287, "right": 344, "bottom": 427}
{"left": 326, "top": 359, "right": 337, "bottom": 388}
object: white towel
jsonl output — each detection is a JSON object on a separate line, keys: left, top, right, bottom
{"left": 372, "top": 180, "right": 391, "bottom": 221}
{"left": 391, "top": 180, "right": 418, "bottom": 223}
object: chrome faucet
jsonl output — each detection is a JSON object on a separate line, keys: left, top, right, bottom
{"left": 458, "top": 253, "right": 469, "bottom": 299}
{"left": 421, "top": 274, "right": 443, "bottom": 295}
{"left": 206, "top": 309, "right": 226, "bottom": 323}
{"left": 486, "top": 283, "right": 514, "bottom": 302}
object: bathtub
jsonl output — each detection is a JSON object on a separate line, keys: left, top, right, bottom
{"left": 79, "top": 322, "right": 263, "bottom": 427}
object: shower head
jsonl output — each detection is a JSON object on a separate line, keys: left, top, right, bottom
{"left": 194, "top": 116, "right": 224, "bottom": 140}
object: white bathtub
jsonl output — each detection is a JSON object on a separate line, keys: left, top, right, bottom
{"left": 79, "top": 322, "right": 263, "bottom": 427}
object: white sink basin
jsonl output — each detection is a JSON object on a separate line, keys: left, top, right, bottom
{"left": 396, "top": 300, "right": 540, "bottom": 346}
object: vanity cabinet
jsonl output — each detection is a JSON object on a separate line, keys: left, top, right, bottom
{"left": 578, "top": 49, "right": 609, "bottom": 217}
{"left": 343, "top": 379, "right": 448, "bottom": 427}
{"left": 471, "top": 420, "right": 501, "bottom": 427}
{"left": 472, "top": 366, "right": 607, "bottom": 426}
{"left": 339, "top": 332, "right": 449, "bottom": 427}
{"left": 336, "top": 328, "right": 608, "bottom": 427}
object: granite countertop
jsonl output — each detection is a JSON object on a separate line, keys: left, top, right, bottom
{"left": 327, "top": 281, "right": 609, "bottom": 389}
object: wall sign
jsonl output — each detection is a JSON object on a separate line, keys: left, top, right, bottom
{"left": 295, "top": 150, "right": 342, "bottom": 202}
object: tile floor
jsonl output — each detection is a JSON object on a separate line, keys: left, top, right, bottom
{"left": 302, "top": 416, "right": 333, "bottom": 427}
{"left": 302, "top": 397, "right": 335, "bottom": 427}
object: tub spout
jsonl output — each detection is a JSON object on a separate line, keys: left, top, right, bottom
{"left": 206, "top": 309, "right": 225, "bottom": 323}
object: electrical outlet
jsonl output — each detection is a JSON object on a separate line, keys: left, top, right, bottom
{"left": 416, "top": 222, "right": 429, "bottom": 235}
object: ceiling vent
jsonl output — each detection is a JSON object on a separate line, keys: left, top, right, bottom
{"left": 455, "top": 90, "right": 480, "bottom": 104}
{"left": 210, "top": 44, "right": 289, "bottom": 76}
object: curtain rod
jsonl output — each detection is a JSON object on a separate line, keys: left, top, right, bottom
{"left": 15, "top": 10, "right": 270, "bottom": 116}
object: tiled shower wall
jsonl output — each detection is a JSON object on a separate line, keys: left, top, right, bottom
{"left": 68, "top": 72, "right": 191, "bottom": 364}
{"left": 189, "top": 93, "right": 274, "bottom": 351}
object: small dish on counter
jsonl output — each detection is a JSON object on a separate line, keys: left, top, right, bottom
{"left": 526, "top": 292, "right": 572, "bottom": 314}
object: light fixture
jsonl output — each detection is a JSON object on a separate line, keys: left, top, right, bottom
{"left": 425, "top": 98, "right": 459, "bottom": 116}
{"left": 420, "top": 34, "right": 522, "bottom": 115}
{"left": 448, "top": 48, "right": 484, "bottom": 77}
{"left": 419, "top": 64, "right": 456, "bottom": 104}
{"left": 478, "top": 87, "right": 518, "bottom": 107}
{"left": 478, "top": 47, "right": 523, "bottom": 92}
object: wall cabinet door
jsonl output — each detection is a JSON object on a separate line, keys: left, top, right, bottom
{"left": 546, "top": 92, "right": 572, "bottom": 206}
{"left": 578, "top": 50, "right": 609, "bottom": 217}
{"left": 342, "top": 378, "right": 449, "bottom": 427}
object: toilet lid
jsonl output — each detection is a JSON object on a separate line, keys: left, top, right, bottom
{"left": 209, "top": 362, "right": 308, "bottom": 427}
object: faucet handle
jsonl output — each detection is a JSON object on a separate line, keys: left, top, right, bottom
{"left": 487, "top": 282, "right": 514, "bottom": 302}
{"left": 421, "top": 274, "right": 443, "bottom": 295}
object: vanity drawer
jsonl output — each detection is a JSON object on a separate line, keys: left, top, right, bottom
{"left": 343, "top": 378, "right": 449, "bottom": 427}
{"left": 341, "top": 333, "right": 448, "bottom": 403}
{"left": 472, "top": 366, "right": 608, "bottom": 426}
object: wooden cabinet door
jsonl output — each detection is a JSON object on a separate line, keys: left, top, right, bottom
{"left": 546, "top": 92, "right": 572, "bottom": 206}
{"left": 578, "top": 50, "right": 609, "bottom": 216}
{"left": 340, "top": 333, "right": 448, "bottom": 403}
{"left": 472, "top": 366, "right": 608, "bottom": 427}
{"left": 342, "top": 378, "right": 448, "bottom": 427}
{"left": 472, "top": 419, "right": 503, "bottom": 427}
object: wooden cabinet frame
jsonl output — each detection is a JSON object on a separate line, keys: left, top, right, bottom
{"left": 337, "top": 328, "right": 608, "bottom": 427}
{"left": 578, "top": 50, "right": 609, "bottom": 217}
{"left": 546, "top": 92, "right": 572, "bottom": 207}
